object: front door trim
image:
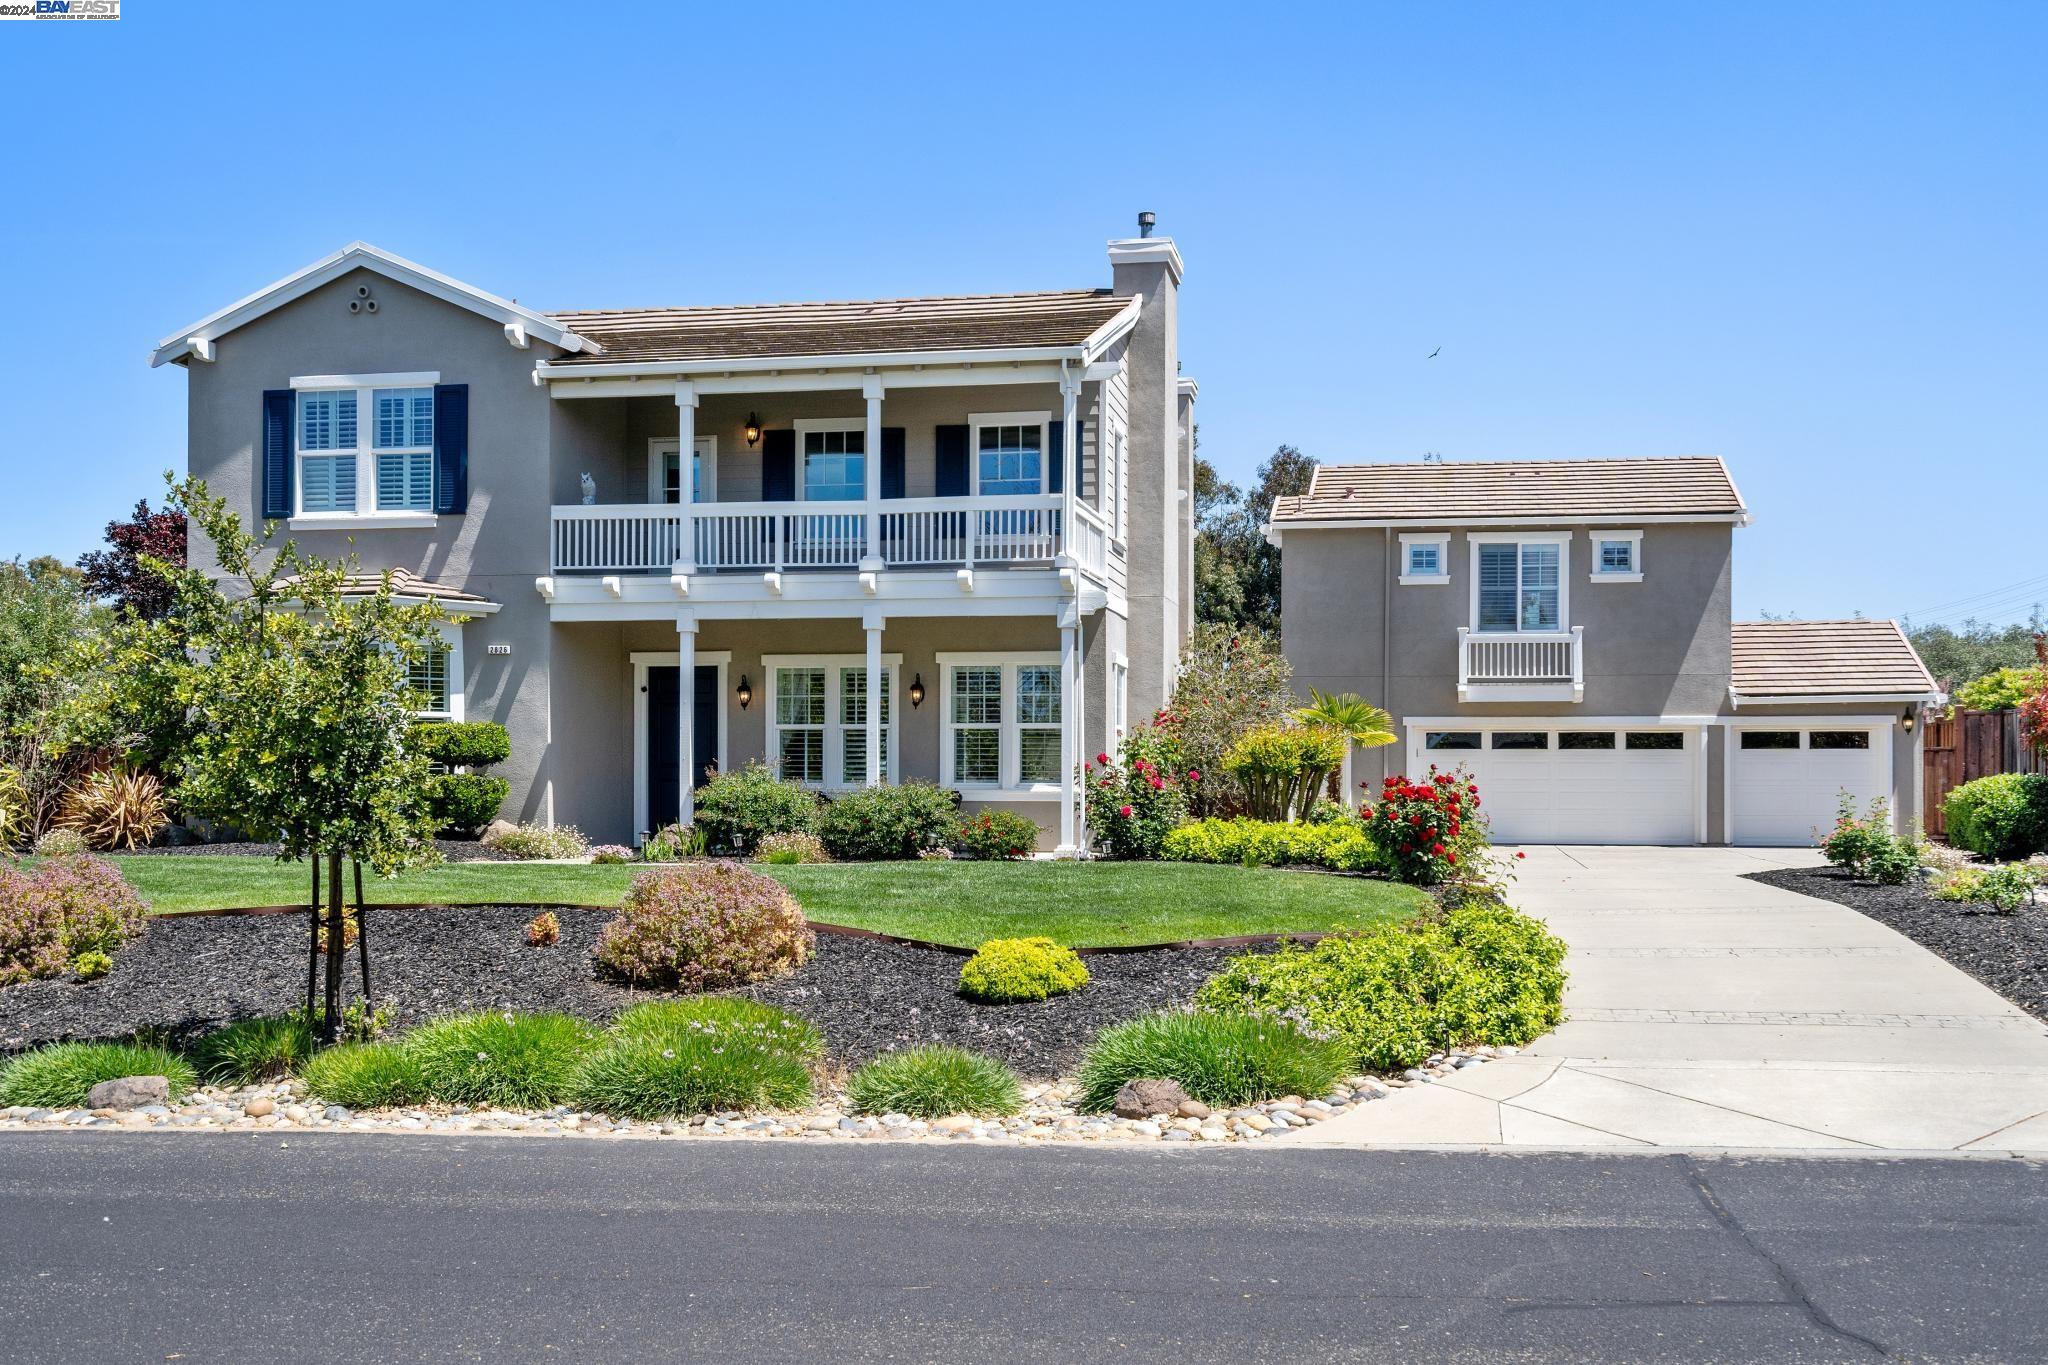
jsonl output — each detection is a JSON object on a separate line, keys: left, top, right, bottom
{"left": 631, "top": 650, "right": 731, "bottom": 841}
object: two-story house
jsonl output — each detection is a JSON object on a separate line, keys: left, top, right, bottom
{"left": 150, "top": 225, "right": 1196, "bottom": 851}
{"left": 1268, "top": 457, "right": 1939, "bottom": 845}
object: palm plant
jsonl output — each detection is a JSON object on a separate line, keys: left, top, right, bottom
{"left": 1291, "top": 690, "right": 1396, "bottom": 807}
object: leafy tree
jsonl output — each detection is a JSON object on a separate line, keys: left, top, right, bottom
{"left": 1906, "top": 614, "right": 2044, "bottom": 686}
{"left": 1160, "top": 623, "right": 1294, "bottom": 815}
{"left": 0, "top": 558, "right": 104, "bottom": 836}
{"left": 58, "top": 478, "right": 444, "bottom": 1039}
{"left": 1955, "top": 666, "right": 2045, "bottom": 713}
{"left": 1292, "top": 689, "right": 1397, "bottom": 804}
{"left": 77, "top": 499, "right": 187, "bottom": 621}
{"left": 1193, "top": 445, "right": 1317, "bottom": 633}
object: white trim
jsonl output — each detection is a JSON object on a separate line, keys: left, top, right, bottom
{"left": 647, "top": 435, "right": 718, "bottom": 505}
{"left": 937, "top": 653, "right": 1064, "bottom": 796}
{"left": 288, "top": 513, "right": 438, "bottom": 532}
{"left": 411, "top": 620, "right": 465, "bottom": 723}
{"left": 1726, "top": 719, "right": 1896, "bottom": 843}
{"left": 1266, "top": 512, "right": 1748, "bottom": 538}
{"left": 761, "top": 653, "right": 904, "bottom": 791}
{"left": 1467, "top": 531, "right": 1571, "bottom": 633}
{"left": 629, "top": 651, "right": 732, "bottom": 839}
{"left": 1731, "top": 691, "right": 1939, "bottom": 708}
{"left": 1402, "top": 714, "right": 1723, "bottom": 727}
{"left": 967, "top": 410, "right": 1054, "bottom": 496}
{"left": 1398, "top": 532, "right": 1450, "bottom": 585}
{"left": 791, "top": 418, "right": 869, "bottom": 504}
{"left": 1589, "top": 529, "right": 1644, "bottom": 582}
{"left": 292, "top": 371, "right": 440, "bottom": 390}
{"left": 1106, "top": 236, "right": 1185, "bottom": 284}
{"left": 151, "top": 241, "right": 595, "bottom": 368}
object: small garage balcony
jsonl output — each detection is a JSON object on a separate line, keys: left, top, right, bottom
{"left": 1457, "top": 626, "right": 1585, "bottom": 703}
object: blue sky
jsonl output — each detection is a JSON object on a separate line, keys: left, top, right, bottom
{"left": 2, "top": 2, "right": 2041, "bottom": 626}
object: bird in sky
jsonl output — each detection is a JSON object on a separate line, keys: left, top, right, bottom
{"left": 1427, "top": 346, "right": 1441, "bottom": 359}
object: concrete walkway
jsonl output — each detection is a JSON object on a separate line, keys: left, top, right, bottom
{"left": 1302, "top": 845, "right": 2048, "bottom": 1153}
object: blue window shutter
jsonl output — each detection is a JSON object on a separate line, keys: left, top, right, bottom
{"left": 261, "top": 389, "right": 293, "bottom": 519}
{"left": 761, "top": 428, "right": 796, "bottom": 501}
{"left": 934, "top": 425, "right": 969, "bottom": 497}
{"left": 432, "top": 383, "right": 468, "bottom": 514}
{"left": 880, "top": 427, "right": 906, "bottom": 498}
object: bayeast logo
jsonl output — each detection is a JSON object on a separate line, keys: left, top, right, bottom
{"left": 0, "top": 0, "right": 122, "bottom": 18}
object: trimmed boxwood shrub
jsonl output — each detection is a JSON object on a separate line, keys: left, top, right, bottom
{"left": 0, "top": 1041, "right": 196, "bottom": 1109}
{"left": 1943, "top": 772, "right": 2048, "bottom": 860}
{"left": 694, "top": 762, "right": 819, "bottom": 855}
{"left": 1160, "top": 817, "right": 1380, "bottom": 872}
{"left": 1195, "top": 904, "right": 1567, "bottom": 1072}
{"left": 958, "top": 936, "right": 1089, "bottom": 1003}
{"left": 0, "top": 853, "right": 148, "bottom": 987}
{"left": 422, "top": 773, "right": 509, "bottom": 837}
{"left": 816, "top": 781, "right": 960, "bottom": 860}
{"left": 411, "top": 720, "right": 511, "bottom": 768}
{"left": 402, "top": 1011, "right": 601, "bottom": 1109}
{"left": 846, "top": 1045, "right": 1023, "bottom": 1118}
{"left": 1075, "top": 1011, "right": 1348, "bottom": 1111}
{"left": 592, "top": 862, "right": 813, "bottom": 989}
{"left": 952, "top": 809, "right": 1040, "bottom": 860}
{"left": 414, "top": 721, "right": 512, "bottom": 835}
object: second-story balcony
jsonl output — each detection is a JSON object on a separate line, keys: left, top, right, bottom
{"left": 551, "top": 495, "right": 1118, "bottom": 587}
{"left": 1457, "top": 626, "right": 1585, "bottom": 703}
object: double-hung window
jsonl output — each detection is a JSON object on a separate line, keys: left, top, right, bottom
{"left": 291, "top": 373, "right": 439, "bottom": 520}
{"left": 766, "top": 656, "right": 901, "bottom": 789}
{"left": 1473, "top": 536, "right": 1566, "bottom": 631}
{"left": 972, "top": 414, "right": 1047, "bottom": 495}
{"left": 941, "top": 654, "right": 1064, "bottom": 794}
{"left": 800, "top": 425, "right": 865, "bottom": 501}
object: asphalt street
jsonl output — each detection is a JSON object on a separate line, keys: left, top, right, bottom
{"left": 0, "top": 1134, "right": 2042, "bottom": 1362}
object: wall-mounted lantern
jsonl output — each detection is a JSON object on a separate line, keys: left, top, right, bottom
{"left": 744, "top": 413, "right": 762, "bottom": 448}
{"left": 736, "top": 674, "right": 753, "bottom": 710}
{"left": 908, "top": 673, "right": 925, "bottom": 709}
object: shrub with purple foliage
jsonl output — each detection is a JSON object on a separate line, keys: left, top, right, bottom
{"left": 592, "top": 861, "right": 813, "bottom": 990}
{"left": 0, "top": 854, "right": 148, "bottom": 986}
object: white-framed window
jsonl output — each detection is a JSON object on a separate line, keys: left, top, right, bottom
{"left": 290, "top": 372, "right": 440, "bottom": 522}
{"left": 938, "top": 653, "right": 1065, "bottom": 796}
{"left": 969, "top": 411, "right": 1050, "bottom": 496}
{"left": 1109, "top": 424, "right": 1127, "bottom": 538}
{"left": 793, "top": 419, "right": 866, "bottom": 502}
{"left": 1590, "top": 529, "right": 1644, "bottom": 582}
{"left": 764, "top": 654, "right": 902, "bottom": 789}
{"left": 1110, "top": 654, "right": 1130, "bottom": 741}
{"left": 407, "top": 621, "right": 464, "bottom": 721}
{"left": 1470, "top": 533, "right": 1569, "bottom": 632}
{"left": 648, "top": 437, "right": 718, "bottom": 504}
{"left": 1399, "top": 533, "right": 1450, "bottom": 585}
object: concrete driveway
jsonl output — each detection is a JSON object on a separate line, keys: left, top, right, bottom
{"left": 1303, "top": 846, "right": 2048, "bottom": 1153}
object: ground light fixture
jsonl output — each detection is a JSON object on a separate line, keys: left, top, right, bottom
{"left": 736, "top": 674, "right": 753, "bottom": 709}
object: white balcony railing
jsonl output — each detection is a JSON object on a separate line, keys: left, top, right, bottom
{"left": 551, "top": 495, "right": 1094, "bottom": 576}
{"left": 1458, "top": 626, "right": 1584, "bottom": 698}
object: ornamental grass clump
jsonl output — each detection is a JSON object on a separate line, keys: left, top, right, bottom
{"left": 0, "top": 1041, "right": 195, "bottom": 1109}
{"left": 57, "top": 767, "right": 169, "bottom": 850}
{"left": 593, "top": 862, "right": 813, "bottom": 990}
{"left": 402, "top": 1011, "right": 600, "bottom": 1109}
{"left": 1195, "top": 904, "right": 1568, "bottom": 1072}
{"left": 571, "top": 998, "right": 819, "bottom": 1119}
{"left": 192, "top": 1012, "right": 319, "bottom": 1085}
{"left": 1075, "top": 1011, "right": 1348, "bottom": 1111}
{"left": 300, "top": 1042, "right": 425, "bottom": 1109}
{"left": 846, "top": 1045, "right": 1023, "bottom": 1118}
{"left": 0, "top": 853, "right": 148, "bottom": 987}
{"left": 958, "top": 937, "right": 1089, "bottom": 1004}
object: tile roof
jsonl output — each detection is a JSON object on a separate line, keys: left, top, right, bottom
{"left": 281, "top": 568, "right": 495, "bottom": 606}
{"left": 545, "top": 289, "right": 1132, "bottom": 365}
{"left": 1269, "top": 457, "right": 1747, "bottom": 525}
{"left": 1730, "top": 619, "right": 1936, "bottom": 698}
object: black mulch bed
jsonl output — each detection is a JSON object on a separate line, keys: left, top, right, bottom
{"left": 119, "top": 839, "right": 515, "bottom": 862}
{"left": 0, "top": 907, "right": 1271, "bottom": 1078}
{"left": 1748, "top": 865, "right": 2048, "bottom": 1024}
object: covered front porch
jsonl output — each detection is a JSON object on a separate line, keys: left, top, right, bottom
{"left": 546, "top": 609, "right": 1122, "bottom": 854}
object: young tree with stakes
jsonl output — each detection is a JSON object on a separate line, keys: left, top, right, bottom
{"left": 58, "top": 477, "right": 442, "bottom": 1039}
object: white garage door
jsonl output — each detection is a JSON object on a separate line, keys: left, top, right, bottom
{"left": 1408, "top": 726, "right": 1698, "bottom": 845}
{"left": 1729, "top": 726, "right": 1888, "bottom": 846}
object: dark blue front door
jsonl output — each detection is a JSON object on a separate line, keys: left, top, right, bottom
{"left": 647, "top": 665, "right": 721, "bottom": 832}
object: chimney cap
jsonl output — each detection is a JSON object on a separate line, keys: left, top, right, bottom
{"left": 1137, "top": 211, "right": 1157, "bottom": 238}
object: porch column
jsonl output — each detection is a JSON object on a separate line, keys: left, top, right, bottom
{"left": 863, "top": 608, "right": 884, "bottom": 788}
{"left": 1058, "top": 605, "right": 1080, "bottom": 856}
{"left": 674, "top": 381, "right": 698, "bottom": 572}
{"left": 677, "top": 611, "right": 697, "bottom": 826}
{"left": 1058, "top": 363, "right": 1080, "bottom": 558}
{"left": 862, "top": 374, "right": 885, "bottom": 569}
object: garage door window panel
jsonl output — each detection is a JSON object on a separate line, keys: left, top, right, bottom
{"left": 1810, "top": 731, "right": 1871, "bottom": 750}
{"left": 1740, "top": 731, "right": 1801, "bottom": 750}
{"left": 1490, "top": 732, "right": 1550, "bottom": 750}
{"left": 1626, "top": 732, "right": 1684, "bottom": 751}
{"left": 1426, "top": 732, "right": 1482, "bottom": 750}
{"left": 1558, "top": 732, "right": 1617, "bottom": 750}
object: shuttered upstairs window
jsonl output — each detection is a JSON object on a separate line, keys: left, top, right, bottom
{"left": 297, "top": 391, "right": 358, "bottom": 513}
{"left": 374, "top": 387, "right": 435, "bottom": 511}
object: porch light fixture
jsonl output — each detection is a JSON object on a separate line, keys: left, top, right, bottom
{"left": 1903, "top": 706, "right": 1916, "bottom": 733}
{"left": 908, "top": 673, "right": 925, "bottom": 709}
{"left": 736, "top": 674, "right": 753, "bottom": 710}
{"left": 744, "top": 413, "right": 762, "bottom": 448}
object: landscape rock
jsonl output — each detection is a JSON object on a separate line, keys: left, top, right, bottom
{"left": 84, "top": 1076, "right": 168, "bottom": 1110}
{"left": 1114, "top": 1078, "right": 1192, "bottom": 1119}
{"left": 1175, "top": 1098, "right": 1212, "bottom": 1120}
{"left": 243, "top": 1096, "right": 275, "bottom": 1118}
{"left": 482, "top": 818, "right": 519, "bottom": 844}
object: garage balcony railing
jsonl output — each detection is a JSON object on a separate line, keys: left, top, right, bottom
{"left": 1457, "top": 626, "right": 1585, "bottom": 702}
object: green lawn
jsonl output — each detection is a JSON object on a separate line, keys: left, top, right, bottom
{"left": 108, "top": 856, "right": 1429, "bottom": 950}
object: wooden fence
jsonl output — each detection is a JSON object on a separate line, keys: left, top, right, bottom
{"left": 1922, "top": 708, "right": 2046, "bottom": 837}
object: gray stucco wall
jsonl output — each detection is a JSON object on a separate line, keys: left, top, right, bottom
{"left": 1112, "top": 256, "right": 1186, "bottom": 721}
{"left": 181, "top": 267, "right": 566, "bottom": 825}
